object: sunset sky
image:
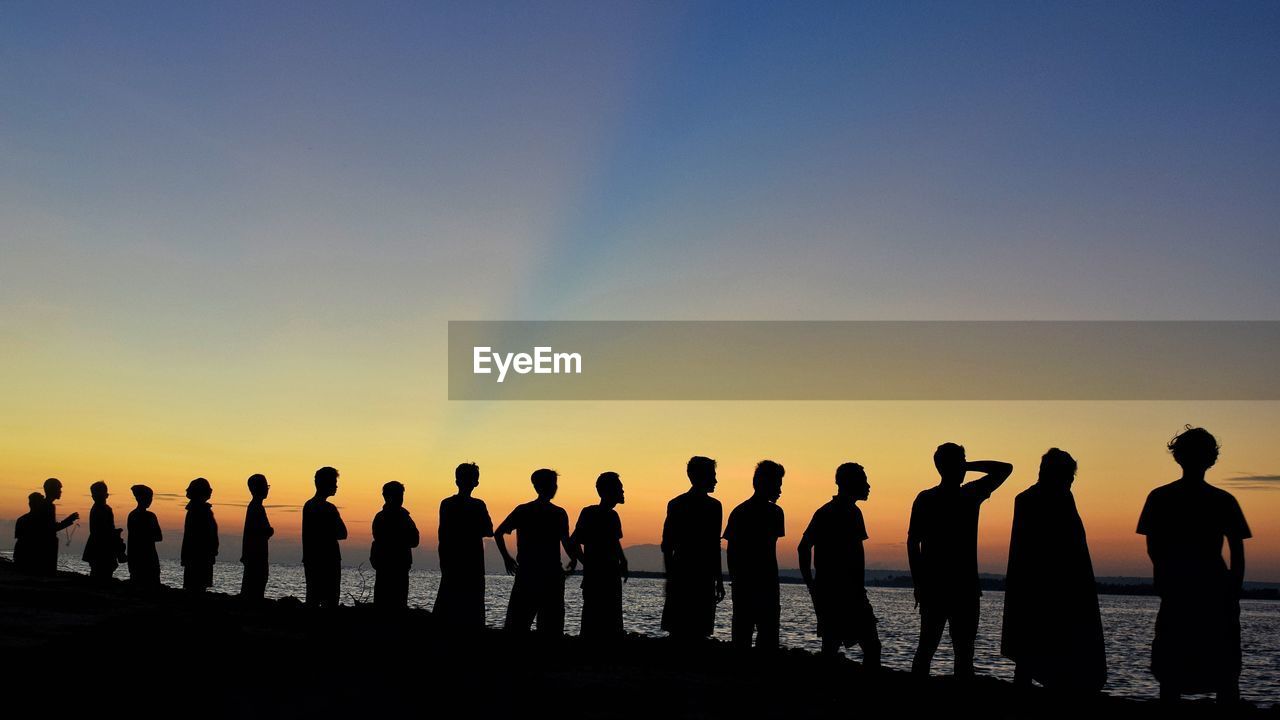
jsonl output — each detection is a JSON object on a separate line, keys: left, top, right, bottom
{"left": 3, "top": 2, "right": 1278, "bottom": 579}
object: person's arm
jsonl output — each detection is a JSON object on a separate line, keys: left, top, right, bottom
{"left": 55, "top": 509, "right": 77, "bottom": 531}
{"left": 210, "top": 511, "right": 219, "bottom": 556}
{"left": 617, "top": 543, "right": 629, "bottom": 583}
{"left": 568, "top": 511, "right": 587, "bottom": 572}
{"left": 714, "top": 504, "right": 725, "bottom": 602}
{"left": 1228, "top": 536, "right": 1245, "bottom": 595}
{"left": 798, "top": 535, "right": 814, "bottom": 590}
{"left": 965, "top": 460, "right": 1013, "bottom": 498}
{"left": 907, "top": 496, "right": 925, "bottom": 607}
{"left": 494, "top": 512, "right": 518, "bottom": 575}
{"left": 406, "top": 512, "right": 420, "bottom": 549}
{"left": 561, "top": 512, "right": 579, "bottom": 574}
{"left": 660, "top": 503, "right": 674, "bottom": 574}
{"left": 334, "top": 507, "right": 348, "bottom": 541}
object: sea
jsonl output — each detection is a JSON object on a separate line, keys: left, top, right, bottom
{"left": 32, "top": 558, "right": 1280, "bottom": 706}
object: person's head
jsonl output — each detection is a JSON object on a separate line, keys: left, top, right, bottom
{"left": 314, "top": 466, "right": 339, "bottom": 497}
{"left": 687, "top": 456, "right": 718, "bottom": 493}
{"left": 382, "top": 480, "right": 405, "bottom": 508}
{"left": 596, "top": 472, "right": 624, "bottom": 505}
{"left": 89, "top": 481, "right": 109, "bottom": 502}
{"left": 752, "top": 460, "right": 785, "bottom": 501}
{"left": 1168, "top": 426, "right": 1219, "bottom": 473}
{"left": 835, "top": 462, "right": 870, "bottom": 501}
{"left": 131, "top": 484, "right": 154, "bottom": 509}
{"left": 27, "top": 492, "right": 44, "bottom": 512}
{"left": 933, "top": 442, "right": 967, "bottom": 486}
{"left": 455, "top": 462, "right": 480, "bottom": 492}
{"left": 186, "top": 477, "right": 212, "bottom": 502}
{"left": 247, "top": 473, "right": 269, "bottom": 500}
{"left": 43, "top": 478, "right": 62, "bottom": 501}
{"left": 1038, "top": 448, "right": 1077, "bottom": 490}
{"left": 531, "top": 468, "right": 558, "bottom": 500}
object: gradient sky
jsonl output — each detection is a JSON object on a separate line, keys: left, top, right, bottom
{"left": 3, "top": 2, "right": 1279, "bottom": 578}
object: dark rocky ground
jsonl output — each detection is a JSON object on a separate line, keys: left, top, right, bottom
{"left": 0, "top": 558, "right": 1272, "bottom": 719}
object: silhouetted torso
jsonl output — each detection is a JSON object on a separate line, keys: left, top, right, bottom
{"left": 660, "top": 490, "right": 722, "bottom": 638}
{"left": 37, "top": 501, "right": 73, "bottom": 574}
{"left": 13, "top": 509, "right": 40, "bottom": 573}
{"left": 908, "top": 479, "right": 999, "bottom": 601}
{"left": 371, "top": 505, "right": 419, "bottom": 608}
{"left": 434, "top": 494, "right": 494, "bottom": 629}
{"left": 1137, "top": 479, "right": 1251, "bottom": 693}
{"left": 181, "top": 500, "right": 218, "bottom": 591}
{"left": 83, "top": 503, "right": 120, "bottom": 579}
{"left": 1001, "top": 483, "right": 1105, "bottom": 691}
{"left": 127, "top": 508, "right": 162, "bottom": 586}
{"left": 302, "top": 498, "right": 345, "bottom": 568}
{"left": 240, "top": 499, "right": 272, "bottom": 599}
{"left": 572, "top": 504, "right": 624, "bottom": 636}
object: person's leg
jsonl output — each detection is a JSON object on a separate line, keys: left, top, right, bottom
{"left": 539, "top": 573, "right": 565, "bottom": 636}
{"left": 504, "top": 574, "right": 536, "bottom": 631}
{"left": 757, "top": 590, "right": 780, "bottom": 651}
{"left": 858, "top": 602, "right": 882, "bottom": 670}
{"left": 950, "top": 596, "right": 980, "bottom": 678}
{"left": 730, "top": 581, "right": 754, "bottom": 648}
{"left": 304, "top": 564, "right": 317, "bottom": 606}
{"left": 912, "top": 603, "right": 947, "bottom": 676}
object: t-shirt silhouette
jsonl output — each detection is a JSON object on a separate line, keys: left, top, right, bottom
{"left": 241, "top": 500, "right": 272, "bottom": 564}
{"left": 438, "top": 495, "right": 494, "bottom": 572}
{"left": 1137, "top": 479, "right": 1252, "bottom": 593}
{"left": 723, "top": 496, "right": 784, "bottom": 581}
{"left": 572, "top": 505, "right": 623, "bottom": 575}
{"left": 802, "top": 496, "right": 867, "bottom": 582}
{"left": 496, "top": 500, "right": 569, "bottom": 573}
{"left": 908, "top": 476, "right": 1002, "bottom": 598}
{"left": 302, "top": 498, "right": 345, "bottom": 567}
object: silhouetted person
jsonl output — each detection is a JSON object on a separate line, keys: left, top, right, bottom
{"left": 799, "top": 462, "right": 882, "bottom": 667}
{"left": 661, "top": 456, "right": 725, "bottom": 640}
{"left": 908, "top": 444, "right": 1012, "bottom": 677}
{"left": 434, "top": 462, "right": 494, "bottom": 631}
{"left": 1001, "top": 449, "right": 1105, "bottom": 693}
{"left": 371, "top": 481, "right": 420, "bottom": 609}
{"left": 83, "top": 481, "right": 124, "bottom": 582}
{"left": 240, "top": 473, "right": 274, "bottom": 600}
{"left": 495, "top": 468, "right": 578, "bottom": 635}
{"left": 13, "top": 492, "right": 45, "bottom": 573}
{"left": 126, "top": 484, "right": 162, "bottom": 588}
{"left": 181, "top": 477, "right": 218, "bottom": 592}
{"left": 570, "top": 471, "right": 629, "bottom": 638}
{"left": 303, "top": 466, "right": 347, "bottom": 608}
{"left": 1137, "top": 426, "right": 1250, "bottom": 705}
{"left": 724, "top": 460, "right": 786, "bottom": 650}
{"left": 38, "top": 477, "right": 78, "bottom": 575}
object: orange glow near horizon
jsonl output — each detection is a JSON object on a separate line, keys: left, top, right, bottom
{"left": 2, "top": 400, "right": 1277, "bottom": 580}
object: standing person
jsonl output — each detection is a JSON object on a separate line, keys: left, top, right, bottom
{"left": 370, "top": 481, "right": 420, "bottom": 609}
{"left": 39, "top": 478, "right": 78, "bottom": 575}
{"left": 660, "top": 456, "right": 725, "bottom": 640}
{"left": 126, "top": 485, "right": 163, "bottom": 588}
{"left": 494, "top": 468, "right": 578, "bottom": 635}
{"left": 908, "top": 444, "right": 1012, "bottom": 677}
{"left": 13, "top": 492, "right": 45, "bottom": 573}
{"left": 181, "top": 478, "right": 218, "bottom": 592}
{"left": 1137, "top": 427, "right": 1250, "bottom": 705}
{"left": 83, "top": 481, "right": 124, "bottom": 582}
{"left": 1001, "top": 448, "right": 1105, "bottom": 693}
{"left": 724, "top": 460, "right": 786, "bottom": 650}
{"left": 434, "top": 462, "right": 494, "bottom": 631}
{"left": 798, "top": 462, "right": 882, "bottom": 668}
{"left": 570, "top": 472, "right": 629, "bottom": 639}
{"left": 303, "top": 466, "right": 347, "bottom": 608}
{"left": 240, "top": 474, "right": 274, "bottom": 601}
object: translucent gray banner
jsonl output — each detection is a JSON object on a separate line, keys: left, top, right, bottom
{"left": 448, "top": 321, "right": 1280, "bottom": 400}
